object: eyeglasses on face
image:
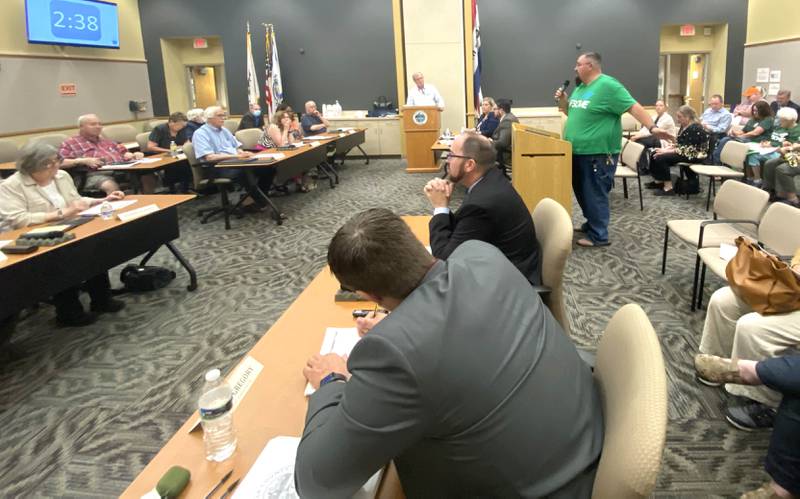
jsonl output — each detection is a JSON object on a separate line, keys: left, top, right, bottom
{"left": 444, "top": 153, "right": 475, "bottom": 162}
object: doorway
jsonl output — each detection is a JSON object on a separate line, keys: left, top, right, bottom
{"left": 188, "top": 66, "right": 218, "bottom": 109}
{"left": 659, "top": 53, "right": 709, "bottom": 116}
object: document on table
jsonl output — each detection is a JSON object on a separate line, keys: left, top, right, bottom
{"left": 231, "top": 436, "right": 382, "bottom": 499}
{"left": 99, "top": 161, "right": 140, "bottom": 170}
{"left": 303, "top": 135, "right": 329, "bottom": 140}
{"left": 253, "top": 152, "right": 286, "bottom": 160}
{"left": 304, "top": 328, "right": 361, "bottom": 396}
{"left": 748, "top": 143, "right": 778, "bottom": 155}
{"left": 79, "top": 199, "right": 138, "bottom": 216}
{"left": 137, "top": 157, "right": 161, "bottom": 164}
{"left": 0, "top": 240, "right": 10, "bottom": 261}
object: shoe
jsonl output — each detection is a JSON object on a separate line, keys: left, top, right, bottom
{"left": 576, "top": 238, "right": 610, "bottom": 247}
{"left": 644, "top": 181, "right": 664, "bottom": 189}
{"left": 573, "top": 224, "right": 587, "bottom": 233}
{"left": 740, "top": 482, "right": 780, "bottom": 498}
{"left": 56, "top": 311, "right": 98, "bottom": 327}
{"left": 695, "top": 373, "right": 723, "bottom": 387}
{"left": 724, "top": 400, "right": 776, "bottom": 431}
{"left": 90, "top": 298, "right": 125, "bottom": 314}
{"left": 694, "top": 354, "right": 742, "bottom": 384}
{"left": 654, "top": 188, "right": 675, "bottom": 196}
{"left": 752, "top": 179, "right": 763, "bottom": 188}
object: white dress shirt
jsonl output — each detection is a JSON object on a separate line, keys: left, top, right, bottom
{"left": 406, "top": 84, "right": 445, "bottom": 109}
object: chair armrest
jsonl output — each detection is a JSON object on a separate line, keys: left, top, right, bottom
{"left": 698, "top": 219, "right": 759, "bottom": 248}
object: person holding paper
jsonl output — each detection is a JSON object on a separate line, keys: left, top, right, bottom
{"left": 0, "top": 142, "right": 125, "bottom": 326}
{"left": 748, "top": 107, "right": 800, "bottom": 188}
{"left": 296, "top": 208, "right": 602, "bottom": 498}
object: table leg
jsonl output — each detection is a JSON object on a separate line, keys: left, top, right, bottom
{"left": 356, "top": 145, "right": 369, "bottom": 165}
{"left": 164, "top": 242, "right": 198, "bottom": 291}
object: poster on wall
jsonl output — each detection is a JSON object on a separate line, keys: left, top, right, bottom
{"left": 769, "top": 70, "right": 781, "bottom": 83}
{"left": 768, "top": 83, "right": 781, "bottom": 96}
{"left": 756, "top": 67, "right": 770, "bottom": 83}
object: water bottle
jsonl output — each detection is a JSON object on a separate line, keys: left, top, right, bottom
{"left": 334, "top": 100, "right": 342, "bottom": 117}
{"left": 445, "top": 128, "right": 452, "bottom": 138}
{"left": 99, "top": 201, "right": 114, "bottom": 220}
{"left": 198, "top": 369, "right": 237, "bottom": 462}
{"left": 169, "top": 140, "right": 178, "bottom": 157}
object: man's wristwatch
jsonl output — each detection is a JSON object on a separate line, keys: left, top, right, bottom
{"left": 319, "top": 372, "right": 348, "bottom": 387}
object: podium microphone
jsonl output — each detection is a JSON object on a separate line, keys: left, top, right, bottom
{"left": 556, "top": 80, "right": 570, "bottom": 102}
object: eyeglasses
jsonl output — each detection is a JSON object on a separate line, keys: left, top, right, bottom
{"left": 444, "top": 153, "right": 475, "bottom": 161}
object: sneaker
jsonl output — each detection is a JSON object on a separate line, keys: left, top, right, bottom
{"left": 694, "top": 354, "right": 742, "bottom": 384}
{"left": 740, "top": 482, "right": 780, "bottom": 498}
{"left": 57, "top": 310, "right": 98, "bottom": 327}
{"left": 724, "top": 400, "right": 776, "bottom": 431}
{"left": 653, "top": 188, "right": 675, "bottom": 196}
{"left": 644, "top": 181, "right": 664, "bottom": 189}
{"left": 695, "top": 373, "right": 722, "bottom": 387}
{"left": 90, "top": 298, "right": 125, "bottom": 314}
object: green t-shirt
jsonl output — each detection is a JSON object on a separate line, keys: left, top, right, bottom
{"left": 563, "top": 74, "right": 637, "bottom": 155}
{"left": 768, "top": 125, "right": 800, "bottom": 147}
{"left": 742, "top": 117, "right": 774, "bottom": 142}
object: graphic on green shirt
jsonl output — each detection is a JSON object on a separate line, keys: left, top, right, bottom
{"left": 563, "top": 74, "right": 637, "bottom": 155}
{"left": 742, "top": 117, "right": 774, "bottom": 142}
{"left": 768, "top": 125, "right": 800, "bottom": 147}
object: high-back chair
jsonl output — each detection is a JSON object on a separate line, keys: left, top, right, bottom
{"left": 615, "top": 138, "right": 646, "bottom": 210}
{"left": 620, "top": 113, "right": 639, "bottom": 138}
{"left": 223, "top": 119, "right": 240, "bottom": 135}
{"left": 29, "top": 133, "right": 68, "bottom": 150}
{"left": 235, "top": 128, "right": 263, "bottom": 150}
{"left": 0, "top": 139, "right": 19, "bottom": 163}
{"left": 531, "top": 198, "right": 573, "bottom": 336}
{"left": 689, "top": 140, "right": 749, "bottom": 210}
{"left": 183, "top": 142, "right": 236, "bottom": 230}
{"left": 146, "top": 119, "right": 167, "bottom": 132}
{"left": 591, "top": 304, "right": 667, "bottom": 499}
{"left": 136, "top": 132, "right": 151, "bottom": 153}
{"left": 101, "top": 124, "right": 138, "bottom": 144}
{"left": 695, "top": 201, "right": 800, "bottom": 309}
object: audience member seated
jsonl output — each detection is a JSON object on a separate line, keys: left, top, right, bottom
{"left": 770, "top": 89, "right": 800, "bottom": 117}
{"left": 0, "top": 142, "right": 126, "bottom": 326}
{"left": 58, "top": 114, "right": 146, "bottom": 194}
{"left": 192, "top": 106, "right": 276, "bottom": 212}
{"left": 258, "top": 110, "right": 310, "bottom": 193}
{"left": 295, "top": 208, "right": 602, "bottom": 498}
{"left": 425, "top": 132, "right": 541, "bottom": 285}
{"left": 695, "top": 249, "right": 800, "bottom": 432}
{"left": 491, "top": 98, "right": 519, "bottom": 168}
{"left": 275, "top": 103, "right": 304, "bottom": 138}
{"left": 695, "top": 352, "right": 800, "bottom": 499}
{"left": 714, "top": 101, "right": 775, "bottom": 164}
{"left": 473, "top": 97, "right": 499, "bottom": 137}
{"left": 300, "top": 100, "right": 330, "bottom": 136}
{"left": 701, "top": 94, "right": 733, "bottom": 151}
{"left": 647, "top": 105, "right": 709, "bottom": 196}
{"left": 630, "top": 99, "right": 677, "bottom": 172}
{"left": 764, "top": 140, "right": 800, "bottom": 208}
{"left": 733, "top": 86, "right": 767, "bottom": 125}
{"left": 747, "top": 108, "right": 800, "bottom": 188}
{"left": 185, "top": 108, "right": 205, "bottom": 140}
{"left": 147, "top": 112, "right": 193, "bottom": 193}
{"left": 237, "top": 102, "right": 264, "bottom": 131}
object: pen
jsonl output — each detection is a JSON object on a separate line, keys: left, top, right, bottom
{"left": 219, "top": 478, "right": 241, "bottom": 499}
{"left": 204, "top": 470, "right": 232, "bottom": 499}
{"left": 372, "top": 304, "right": 378, "bottom": 318}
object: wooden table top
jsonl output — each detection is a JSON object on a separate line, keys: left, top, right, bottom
{"left": 431, "top": 139, "right": 453, "bottom": 151}
{"left": 0, "top": 153, "right": 182, "bottom": 173}
{"left": 0, "top": 194, "right": 195, "bottom": 270}
{"left": 121, "top": 215, "right": 430, "bottom": 498}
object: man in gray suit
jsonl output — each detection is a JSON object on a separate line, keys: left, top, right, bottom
{"left": 491, "top": 97, "right": 519, "bottom": 168}
{"left": 296, "top": 208, "right": 603, "bottom": 498}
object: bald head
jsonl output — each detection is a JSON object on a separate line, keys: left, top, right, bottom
{"left": 305, "top": 101, "right": 317, "bottom": 114}
{"left": 78, "top": 114, "right": 103, "bottom": 138}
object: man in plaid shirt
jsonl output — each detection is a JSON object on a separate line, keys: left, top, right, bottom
{"left": 59, "top": 114, "right": 148, "bottom": 194}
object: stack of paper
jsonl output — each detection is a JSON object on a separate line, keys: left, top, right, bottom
{"left": 304, "top": 328, "right": 361, "bottom": 396}
{"left": 79, "top": 199, "right": 138, "bottom": 216}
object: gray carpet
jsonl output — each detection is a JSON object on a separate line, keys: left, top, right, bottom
{"left": 0, "top": 158, "right": 771, "bottom": 497}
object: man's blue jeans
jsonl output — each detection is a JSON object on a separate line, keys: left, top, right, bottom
{"left": 572, "top": 154, "right": 618, "bottom": 244}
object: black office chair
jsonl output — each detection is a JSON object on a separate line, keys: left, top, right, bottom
{"left": 183, "top": 142, "right": 241, "bottom": 230}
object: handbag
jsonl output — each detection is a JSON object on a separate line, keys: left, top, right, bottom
{"left": 120, "top": 264, "right": 176, "bottom": 292}
{"left": 725, "top": 236, "right": 800, "bottom": 315}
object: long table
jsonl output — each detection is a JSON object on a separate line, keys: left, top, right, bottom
{"left": 0, "top": 194, "right": 197, "bottom": 319}
{"left": 121, "top": 216, "right": 428, "bottom": 499}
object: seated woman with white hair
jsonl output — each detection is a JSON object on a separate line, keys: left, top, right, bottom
{"left": 0, "top": 142, "right": 127, "bottom": 326}
{"left": 185, "top": 108, "right": 206, "bottom": 140}
{"left": 762, "top": 107, "right": 800, "bottom": 207}
{"left": 749, "top": 107, "right": 800, "bottom": 189}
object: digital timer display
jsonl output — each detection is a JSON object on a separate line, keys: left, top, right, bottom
{"left": 26, "top": 0, "right": 120, "bottom": 49}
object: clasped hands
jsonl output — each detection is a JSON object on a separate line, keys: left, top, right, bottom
{"left": 424, "top": 178, "right": 452, "bottom": 209}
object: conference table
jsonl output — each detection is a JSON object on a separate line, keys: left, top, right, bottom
{"left": 121, "top": 216, "right": 429, "bottom": 499}
{"left": 0, "top": 194, "right": 197, "bottom": 320}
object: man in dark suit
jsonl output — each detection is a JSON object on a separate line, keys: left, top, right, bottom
{"left": 296, "top": 208, "right": 603, "bottom": 498}
{"left": 236, "top": 102, "right": 264, "bottom": 131}
{"left": 491, "top": 97, "right": 519, "bottom": 167}
{"left": 425, "top": 132, "right": 541, "bottom": 285}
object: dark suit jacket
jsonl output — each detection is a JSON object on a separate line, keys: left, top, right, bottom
{"left": 237, "top": 112, "right": 263, "bottom": 131}
{"left": 492, "top": 112, "right": 519, "bottom": 165}
{"left": 295, "top": 241, "right": 603, "bottom": 499}
{"left": 429, "top": 167, "right": 541, "bottom": 285}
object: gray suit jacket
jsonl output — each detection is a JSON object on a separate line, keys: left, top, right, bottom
{"left": 296, "top": 241, "right": 603, "bottom": 498}
{"left": 492, "top": 112, "right": 520, "bottom": 165}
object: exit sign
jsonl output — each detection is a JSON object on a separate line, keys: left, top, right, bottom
{"left": 193, "top": 38, "right": 208, "bottom": 49}
{"left": 680, "top": 24, "right": 696, "bottom": 37}
{"left": 59, "top": 83, "right": 77, "bottom": 96}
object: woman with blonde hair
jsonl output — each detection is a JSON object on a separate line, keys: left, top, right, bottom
{"left": 647, "top": 105, "right": 710, "bottom": 196}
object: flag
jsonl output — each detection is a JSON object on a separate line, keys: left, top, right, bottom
{"left": 264, "top": 24, "right": 284, "bottom": 119}
{"left": 472, "top": 0, "right": 483, "bottom": 113}
{"left": 246, "top": 22, "right": 260, "bottom": 106}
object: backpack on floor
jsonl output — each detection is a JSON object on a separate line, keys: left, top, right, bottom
{"left": 119, "top": 264, "right": 176, "bottom": 292}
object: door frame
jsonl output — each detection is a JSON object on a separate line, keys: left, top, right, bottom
{"left": 659, "top": 51, "right": 710, "bottom": 111}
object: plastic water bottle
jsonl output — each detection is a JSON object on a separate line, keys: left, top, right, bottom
{"left": 199, "top": 369, "right": 237, "bottom": 462}
{"left": 99, "top": 201, "right": 114, "bottom": 220}
{"left": 169, "top": 140, "right": 178, "bottom": 157}
{"left": 334, "top": 100, "right": 342, "bottom": 117}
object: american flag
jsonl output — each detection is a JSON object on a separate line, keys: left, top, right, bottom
{"left": 264, "top": 24, "right": 284, "bottom": 120}
{"left": 472, "top": 0, "right": 483, "bottom": 113}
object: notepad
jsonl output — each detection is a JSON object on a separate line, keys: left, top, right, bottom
{"left": 79, "top": 199, "right": 137, "bottom": 216}
{"left": 304, "top": 328, "right": 361, "bottom": 396}
{"left": 137, "top": 157, "right": 161, "bottom": 164}
{"left": 253, "top": 152, "right": 286, "bottom": 160}
{"left": 303, "top": 135, "right": 329, "bottom": 140}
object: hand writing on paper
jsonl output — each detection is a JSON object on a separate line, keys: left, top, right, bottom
{"left": 303, "top": 353, "right": 350, "bottom": 390}
{"left": 355, "top": 311, "right": 388, "bottom": 337}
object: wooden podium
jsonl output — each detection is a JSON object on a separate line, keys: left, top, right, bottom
{"left": 401, "top": 106, "right": 441, "bottom": 173}
{"left": 511, "top": 122, "right": 572, "bottom": 215}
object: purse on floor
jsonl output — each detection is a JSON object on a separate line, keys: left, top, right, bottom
{"left": 725, "top": 236, "right": 800, "bottom": 315}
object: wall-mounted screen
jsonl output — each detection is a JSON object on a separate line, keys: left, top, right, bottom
{"left": 26, "top": 0, "right": 120, "bottom": 49}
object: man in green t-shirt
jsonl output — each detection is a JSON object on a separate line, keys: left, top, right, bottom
{"left": 556, "top": 52, "right": 671, "bottom": 247}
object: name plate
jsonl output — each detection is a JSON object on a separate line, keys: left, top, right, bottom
{"left": 339, "top": 133, "right": 346, "bottom": 138}
{"left": 117, "top": 204, "right": 159, "bottom": 222}
{"left": 189, "top": 356, "right": 264, "bottom": 433}
{"left": 309, "top": 141, "right": 321, "bottom": 147}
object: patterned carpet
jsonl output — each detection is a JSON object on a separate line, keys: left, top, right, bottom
{"left": 0, "top": 158, "right": 772, "bottom": 498}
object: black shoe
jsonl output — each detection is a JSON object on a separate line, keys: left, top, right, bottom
{"left": 724, "top": 400, "right": 776, "bottom": 431}
{"left": 654, "top": 188, "right": 675, "bottom": 196}
{"left": 645, "top": 181, "right": 664, "bottom": 189}
{"left": 57, "top": 311, "right": 98, "bottom": 327}
{"left": 91, "top": 298, "right": 125, "bottom": 314}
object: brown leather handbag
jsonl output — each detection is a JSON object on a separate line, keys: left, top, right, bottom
{"left": 725, "top": 237, "right": 800, "bottom": 315}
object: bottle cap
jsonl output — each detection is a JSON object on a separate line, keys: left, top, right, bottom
{"left": 205, "top": 369, "right": 221, "bottom": 382}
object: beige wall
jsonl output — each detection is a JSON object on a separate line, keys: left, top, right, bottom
{"left": 747, "top": 0, "right": 800, "bottom": 44}
{"left": 402, "top": 0, "right": 466, "bottom": 132}
{"left": 161, "top": 37, "right": 226, "bottom": 114}
{"left": 660, "top": 24, "right": 727, "bottom": 101}
{"left": 0, "top": 0, "right": 145, "bottom": 61}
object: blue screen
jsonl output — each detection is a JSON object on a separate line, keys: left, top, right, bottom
{"left": 26, "top": 0, "right": 120, "bottom": 49}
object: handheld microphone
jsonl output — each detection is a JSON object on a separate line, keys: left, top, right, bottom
{"left": 556, "top": 80, "right": 570, "bottom": 102}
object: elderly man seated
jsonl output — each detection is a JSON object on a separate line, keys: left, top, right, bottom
{"left": 58, "top": 114, "right": 153, "bottom": 194}
{"left": 770, "top": 89, "right": 800, "bottom": 117}
{"left": 191, "top": 106, "right": 277, "bottom": 212}
{"left": 300, "top": 100, "right": 330, "bottom": 136}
